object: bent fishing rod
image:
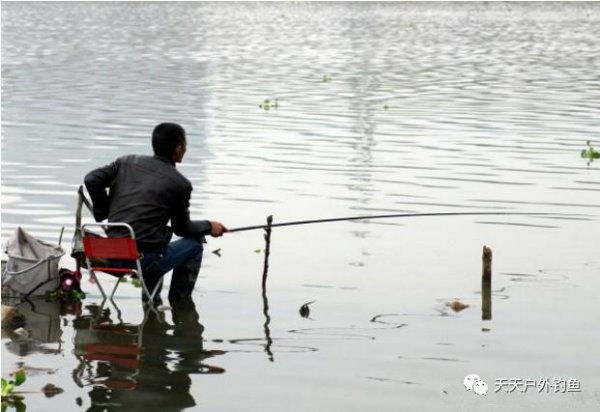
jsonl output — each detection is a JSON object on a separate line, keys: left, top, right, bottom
{"left": 226, "top": 212, "right": 551, "bottom": 233}
{"left": 77, "top": 187, "right": 552, "bottom": 234}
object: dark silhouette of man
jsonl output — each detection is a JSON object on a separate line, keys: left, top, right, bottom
{"left": 85, "top": 123, "right": 226, "bottom": 304}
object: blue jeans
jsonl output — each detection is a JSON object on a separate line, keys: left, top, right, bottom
{"left": 140, "top": 238, "right": 204, "bottom": 303}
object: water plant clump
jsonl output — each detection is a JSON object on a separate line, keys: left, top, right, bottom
{"left": 581, "top": 140, "right": 600, "bottom": 162}
{"left": 581, "top": 140, "right": 600, "bottom": 166}
{"left": 1, "top": 369, "right": 26, "bottom": 410}
{"left": 45, "top": 269, "right": 85, "bottom": 302}
{"left": 45, "top": 288, "right": 85, "bottom": 303}
{"left": 259, "top": 98, "right": 279, "bottom": 111}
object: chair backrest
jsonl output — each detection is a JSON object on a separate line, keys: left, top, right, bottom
{"left": 82, "top": 223, "right": 139, "bottom": 261}
{"left": 83, "top": 236, "right": 139, "bottom": 261}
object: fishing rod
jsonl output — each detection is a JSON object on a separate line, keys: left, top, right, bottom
{"left": 227, "top": 212, "right": 551, "bottom": 233}
{"left": 75, "top": 186, "right": 552, "bottom": 234}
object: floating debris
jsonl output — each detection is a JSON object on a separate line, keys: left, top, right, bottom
{"left": 41, "top": 383, "right": 63, "bottom": 398}
{"left": 581, "top": 140, "right": 600, "bottom": 163}
{"left": 156, "top": 305, "right": 171, "bottom": 312}
{"left": 12, "top": 327, "right": 29, "bottom": 338}
{"left": 383, "top": 104, "right": 389, "bottom": 110}
{"left": 1, "top": 305, "right": 26, "bottom": 329}
{"left": 299, "top": 301, "right": 316, "bottom": 318}
{"left": 446, "top": 299, "right": 469, "bottom": 312}
{"left": 322, "top": 74, "right": 332, "bottom": 82}
{"left": 259, "top": 98, "right": 279, "bottom": 111}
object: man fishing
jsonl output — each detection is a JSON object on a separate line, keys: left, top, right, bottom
{"left": 84, "top": 122, "right": 227, "bottom": 305}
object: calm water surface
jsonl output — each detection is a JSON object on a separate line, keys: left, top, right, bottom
{"left": 2, "top": 2, "right": 600, "bottom": 411}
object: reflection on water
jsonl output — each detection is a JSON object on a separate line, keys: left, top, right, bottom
{"left": 1, "top": 298, "right": 63, "bottom": 357}
{"left": 73, "top": 301, "right": 225, "bottom": 412}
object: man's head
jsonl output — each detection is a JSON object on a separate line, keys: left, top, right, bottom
{"left": 152, "top": 123, "right": 187, "bottom": 163}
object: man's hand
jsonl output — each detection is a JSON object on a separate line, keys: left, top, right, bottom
{"left": 209, "top": 221, "right": 228, "bottom": 237}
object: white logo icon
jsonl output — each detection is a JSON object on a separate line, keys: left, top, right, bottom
{"left": 464, "top": 374, "right": 488, "bottom": 395}
{"left": 473, "top": 380, "right": 489, "bottom": 395}
{"left": 464, "top": 374, "right": 481, "bottom": 391}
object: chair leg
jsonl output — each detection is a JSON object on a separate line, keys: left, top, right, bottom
{"left": 135, "top": 261, "right": 162, "bottom": 305}
{"left": 141, "top": 297, "right": 165, "bottom": 325}
{"left": 107, "top": 297, "right": 124, "bottom": 323}
{"left": 138, "top": 276, "right": 155, "bottom": 304}
{"left": 108, "top": 277, "right": 124, "bottom": 301}
{"left": 90, "top": 270, "right": 108, "bottom": 300}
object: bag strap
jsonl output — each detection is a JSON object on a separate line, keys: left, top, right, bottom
{"left": 1, "top": 252, "right": 65, "bottom": 278}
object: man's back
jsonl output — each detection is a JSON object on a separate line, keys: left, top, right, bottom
{"left": 85, "top": 154, "right": 196, "bottom": 253}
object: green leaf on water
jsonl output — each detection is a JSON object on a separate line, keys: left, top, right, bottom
{"left": 13, "top": 371, "right": 25, "bottom": 387}
{"left": 2, "top": 383, "right": 14, "bottom": 398}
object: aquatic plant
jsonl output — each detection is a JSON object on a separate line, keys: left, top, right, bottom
{"left": 45, "top": 288, "right": 85, "bottom": 303}
{"left": 259, "top": 98, "right": 279, "bottom": 111}
{"left": 322, "top": 74, "right": 332, "bottom": 82}
{"left": 1, "top": 369, "right": 26, "bottom": 411}
{"left": 1, "top": 370, "right": 25, "bottom": 397}
{"left": 581, "top": 140, "right": 600, "bottom": 163}
{"left": 45, "top": 268, "right": 85, "bottom": 302}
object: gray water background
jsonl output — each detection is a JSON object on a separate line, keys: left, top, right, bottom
{"left": 1, "top": 2, "right": 600, "bottom": 411}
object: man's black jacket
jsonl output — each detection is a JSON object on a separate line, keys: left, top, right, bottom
{"left": 84, "top": 154, "right": 211, "bottom": 253}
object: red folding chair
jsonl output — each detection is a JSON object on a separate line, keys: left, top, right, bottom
{"left": 82, "top": 223, "right": 159, "bottom": 306}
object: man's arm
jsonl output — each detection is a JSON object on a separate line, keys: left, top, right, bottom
{"left": 84, "top": 160, "right": 119, "bottom": 222}
{"left": 171, "top": 185, "right": 227, "bottom": 239}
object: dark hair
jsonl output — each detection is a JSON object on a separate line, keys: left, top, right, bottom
{"left": 152, "top": 123, "right": 186, "bottom": 157}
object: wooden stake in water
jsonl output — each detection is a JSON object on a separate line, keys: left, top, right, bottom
{"left": 482, "top": 245, "right": 492, "bottom": 321}
{"left": 261, "top": 215, "right": 274, "bottom": 361}
{"left": 262, "top": 215, "right": 273, "bottom": 289}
